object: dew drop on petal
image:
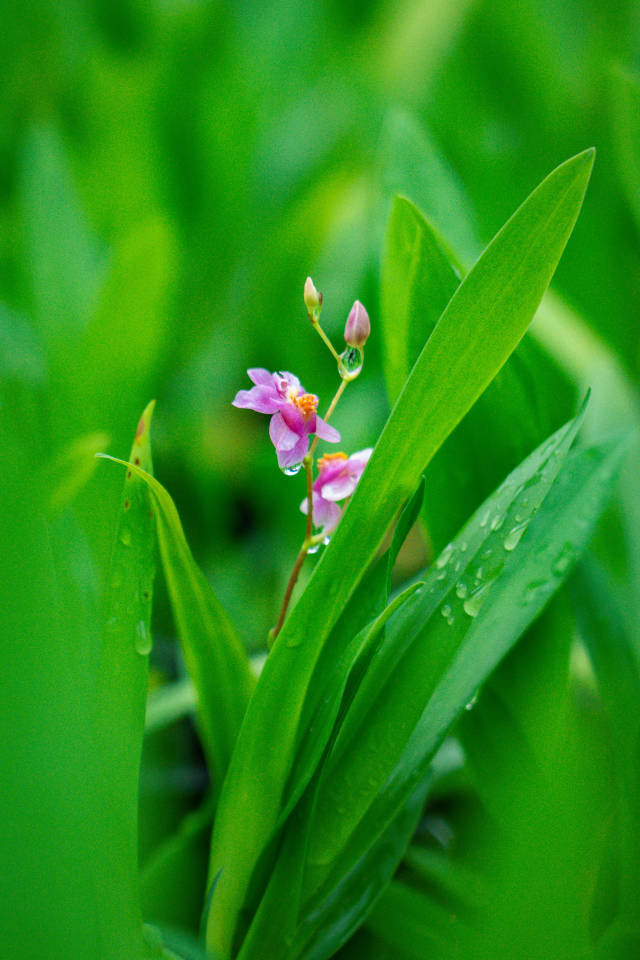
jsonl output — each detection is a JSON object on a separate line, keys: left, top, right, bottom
{"left": 282, "top": 462, "right": 303, "bottom": 476}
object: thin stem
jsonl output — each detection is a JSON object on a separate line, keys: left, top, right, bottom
{"left": 304, "top": 454, "right": 314, "bottom": 543}
{"left": 270, "top": 455, "right": 314, "bottom": 645}
{"left": 309, "top": 378, "right": 347, "bottom": 459}
{"left": 311, "top": 319, "right": 341, "bottom": 362}
{"left": 269, "top": 372, "right": 349, "bottom": 647}
{"left": 269, "top": 541, "right": 309, "bottom": 644}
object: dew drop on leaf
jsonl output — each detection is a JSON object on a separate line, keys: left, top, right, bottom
{"left": 120, "top": 528, "right": 132, "bottom": 546}
{"left": 436, "top": 543, "right": 454, "bottom": 568}
{"left": 463, "top": 582, "right": 492, "bottom": 618}
{"left": 503, "top": 519, "right": 529, "bottom": 551}
{"left": 135, "top": 620, "right": 152, "bottom": 655}
{"left": 552, "top": 543, "right": 574, "bottom": 575}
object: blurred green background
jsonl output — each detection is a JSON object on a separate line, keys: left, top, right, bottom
{"left": 1, "top": 0, "right": 639, "bottom": 956}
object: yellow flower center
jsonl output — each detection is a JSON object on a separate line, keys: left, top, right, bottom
{"left": 293, "top": 392, "right": 318, "bottom": 420}
{"left": 317, "top": 451, "right": 347, "bottom": 470}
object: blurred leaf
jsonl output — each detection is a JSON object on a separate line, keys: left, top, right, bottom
{"left": 145, "top": 678, "right": 198, "bottom": 736}
{"left": 140, "top": 799, "right": 213, "bottom": 934}
{"left": 0, "top": 301, "right": 46, "bottom": 383}
{"left": 97, "top": 453, "right": 255, "bottom": 795}
{"left": 611, "top": 65, "right": 640, "bottom": 234}
{"left": 377, "top": 108, "right": 478, "bottom": 263}
{"left": 47, "top": 430, "right": 111, "bottom": 512}
{"left": 205, "top": 149, "right": 594, "bottom": 959}
{"left": 93, "top": 400, "right": 157, "bottom": 959}
{"left": 19, "top": 123, "right": 106, "bottom": 338}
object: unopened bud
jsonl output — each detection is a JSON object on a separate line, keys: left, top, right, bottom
{"left": 304, "top": 277, "right": 322, "bottom": 317}
{"left": 344, "top": 300, "right": 370, "bottom": 348}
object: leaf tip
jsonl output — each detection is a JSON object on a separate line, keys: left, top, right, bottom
{"left": 134, "top": 399, "right": 156, "bottom": 445}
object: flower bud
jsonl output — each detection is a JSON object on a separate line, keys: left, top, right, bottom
{"left": 344, "top": 300, "right": 370, "bottom": 347}
{"left": 304, "top": 276, "right": 322, "bottom": 316}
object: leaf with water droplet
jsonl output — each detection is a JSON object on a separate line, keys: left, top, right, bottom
{"left": 96, "top": 441, "right": 255, "bottom": 794}
{"left": 93, "top": 400, "right": 157, "bottom": 940}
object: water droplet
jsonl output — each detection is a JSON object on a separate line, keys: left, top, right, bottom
{"left": 460, "top": 541, "right": 468, "bottom": 552}
{"left": 521, "top": 579, "right": 547, "bottom": 606}
{"left": 441, "top": 604, "right": 454, "bottom": 625}
{"left": 455, "top": 582, "right": 468, "bottom": 599}
{"left": 307, "top": 541, "right": 321, "bottom": 555}
{"left": 463, "top": 582, "right": 492, "bottom": 618}
{"left": 338, "top": 346, "right": 363, "bottom": 380}
{"left": 282, "top": 462, "right": 303, "bottom": 476}
{"left": 552, "top": 543, "right": 574, "bottom": 576}
{"left": 436, "top": 570, "right": 446, "bottom": 580}
{"left": 465, "top": 692, "right": 479, "bottom": 711}
{"left": 135, "top": 620, "right": 152, "bottom": 655}
{"left": 503, "top": 519, "right": 529, "bottom": 551}
{"left": 490, "top": 513, "right": 505, "bottom": 532}
{"left": 480, "top": 509, "right": 491, "bottom": 528}
{"left": 453, "top": 561, "right": 461, "bottom": 574}
{"left": 476, "top": 566, "right": 484, "bottom": 580}
{"left": 322, "top": 535, "right": 331, "bottom": 546}
{"left": 119, "top": 528, "right": 132, "bottom": 546}
{"left": 437, "top": 543, "right": 454, "bottom": 568}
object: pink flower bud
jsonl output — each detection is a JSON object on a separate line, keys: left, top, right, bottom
{"left": 344, "top": 300, "right": 370, "bottom": 347}
{"left": 304, "top": 276, "right": 322, "bottom": 314}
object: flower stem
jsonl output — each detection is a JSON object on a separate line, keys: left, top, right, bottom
{"left": 269, "top": 455, "right": 315, "bottom": 645}
{"left": 269, "top": 375, "right": 348, "bottom": 647}
{"left": 311, "top": 319, "right": 341, "bottom": 362}
{"left": 309, "top": 378, "right": 347, "bottom": 459}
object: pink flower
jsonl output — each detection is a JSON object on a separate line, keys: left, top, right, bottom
{"left": 300, "top": 448, "right": 373, "bottom": 534}
{"left": 233, "top": 368, "right": 340, "bottom": 469}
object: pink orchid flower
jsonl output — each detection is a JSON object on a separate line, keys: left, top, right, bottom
{"left": 233, "top": 368, "right": 340, "bottom": 469}
{"left": 300, "top": 448, "right": 373, "bottom": 534}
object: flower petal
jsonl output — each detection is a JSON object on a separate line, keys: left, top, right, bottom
{"left": 247, "top": 368, "right": 274, "bottom": 386}
{"left": 278, "top": 433, "right": 309, "bottom": 469}
{"left": 321, "top": 471, "right": 359, "bottom": 502}
{"left": 233, "top": 385, "right": 281, "bottom": 413}
{"left": 269, "top": 411, "right": 299, "bottom": 453}
{"left": 314, "top": 416, "right": 340, "bottom": 443}
{"left": 280, "top": 403, "right": 305, "bottom": 435}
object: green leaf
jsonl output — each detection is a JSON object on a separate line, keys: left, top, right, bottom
{"left": 380, "top": 194, "right": 577, "bottom": 553}
{"left": 205, "top": 150, "right": 594, "bottom": 958}
{"left": 301, "top": 431, "right": 629, "bottom": 943}
{"left": 96, "top": 452, "right": 254, "bottom": 794}
{"left": 93, "top": 400, "right": 157, "bottom": 958}
{"left": 380, "top": 197, "right": 462, "bottom": 406}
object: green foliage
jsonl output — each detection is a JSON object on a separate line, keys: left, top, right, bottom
{"left": 1, "top": 5, "right": 640, "bottom": 959}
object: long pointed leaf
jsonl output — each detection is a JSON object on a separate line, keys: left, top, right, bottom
{"left": 206, "top": 150, "right": 594, "bottom": 958}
